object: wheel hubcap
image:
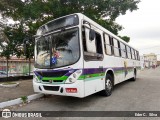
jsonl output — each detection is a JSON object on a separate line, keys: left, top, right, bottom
{"left": 106, "top": 79, "right": 112, "bottom": 90}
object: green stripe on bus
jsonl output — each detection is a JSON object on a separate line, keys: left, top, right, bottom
{"left": 78, "top": 73, "right": 105, "bottom": 80}
{"left": 42, "top": 76, "right": 68, "bottom": 81}
{"left": 114, "top": 68, "right": 134, "bottom": 74}
{"left": 84, "top": 76, "right": 105, "bottom": 81}
{"left": 115, "top": 70, "right": 123, "bottom": 74}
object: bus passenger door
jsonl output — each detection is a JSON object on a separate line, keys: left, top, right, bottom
{"left": 82, "top": 25, "right": 104, "bottom": 96}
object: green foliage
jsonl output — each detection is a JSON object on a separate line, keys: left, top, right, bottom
{"left": 119, "top": 36, "right": 130, "bottom": 43}
{"left": 0, "top": 0, "right": 140, "bottom": 58}
{"left": 0, "top": 25, "right": 25, "bottom": 58}
{"left": 21, "top": 96, "right": 28, "bottom": 103}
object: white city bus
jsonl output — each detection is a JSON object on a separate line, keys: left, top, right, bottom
{"left": 33, "top": 13, "right": 141, "bottom": 98}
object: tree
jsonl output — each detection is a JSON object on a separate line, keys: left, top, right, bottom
{"left": 0, "top": 0, "right": 140, "bottom": 34}
{"left": 0, "top": 18, "right": 9, "bottom": 50}
{"left": 0, "top": 20, "right": 10, "bottom": 77}
{"left": 119, "top": 36, "right": 130, "bottom": 43}
{"left": 0, "top": 25, "right": 25, "bottom": 77}
{"left": 0, "top": 0, "right": 140, "bottom": 58}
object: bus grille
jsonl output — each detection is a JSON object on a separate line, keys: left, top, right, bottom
{"left": 43, "top": 86, "right": 60, "bottom": 91}
{"left": 42, "top": 80, "right": 63, "bottom": 83}
{"left": 36, "top": 70, "right": 68, "bottom": 77}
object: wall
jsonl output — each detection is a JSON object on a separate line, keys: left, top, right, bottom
{"left": 0, "top": 58, "right": 34, "bottom": 77}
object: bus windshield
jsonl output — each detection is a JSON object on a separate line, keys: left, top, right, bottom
{"left": 35, "top": 28, "right": 80, "bottom": 69}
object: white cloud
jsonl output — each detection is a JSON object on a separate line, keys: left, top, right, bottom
{"left": 116, "top": 0, "right": 160, "bottom": 60}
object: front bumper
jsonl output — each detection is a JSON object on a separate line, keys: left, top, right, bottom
{"left": 33, "top": 80, "right": 84, "bottom": 98}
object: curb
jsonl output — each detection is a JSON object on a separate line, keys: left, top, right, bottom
{"left": 0, "top": 82, "right": 19, "bottom": 88}
{"left": 0, "top": 93, "right": 44, "bottom": 109}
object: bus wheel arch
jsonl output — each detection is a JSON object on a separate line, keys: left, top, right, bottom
{"left": 101, "top": 70, "right": 114, "bottom": 96}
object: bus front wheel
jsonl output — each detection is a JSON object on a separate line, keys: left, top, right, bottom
{"left": 101, "top": 74, "right": 113, "bottom": 96}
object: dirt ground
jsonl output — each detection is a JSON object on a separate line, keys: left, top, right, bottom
{"left": 0, "top": 79, "right": 35, "bottom": 102}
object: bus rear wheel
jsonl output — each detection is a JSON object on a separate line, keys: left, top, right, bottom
{"left": 131, "top": 70, "right": 136, "bottom": 81}
{"left": 101, "top": 74, "right": 113, "bottom": 96}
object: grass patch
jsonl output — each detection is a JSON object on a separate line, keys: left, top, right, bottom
{"left": 21, "top": 96, "right": 28, "bottom": 103}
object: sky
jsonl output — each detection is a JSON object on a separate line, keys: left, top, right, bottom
{"left": 116, "top": 0, "right": 160, "bottom": 60}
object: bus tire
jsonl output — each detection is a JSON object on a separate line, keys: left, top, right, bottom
{"left": 101, "top": 74, "right": 113, "bottom": 96}
{"left": 131, "top": 70, "right": 136, "bottom": 81}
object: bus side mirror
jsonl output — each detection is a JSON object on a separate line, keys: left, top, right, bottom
{"left": 83, "top": 20, "right": 95, "bottom": 41}
{"left": 89, "top": 29, "right": 95, "bottom": 41}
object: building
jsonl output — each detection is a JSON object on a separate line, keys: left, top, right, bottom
{"left": 143, "top": 53, "right": 157, "bottom": 68}
{"left": 0, "top": 56, "right": 34, "bottom": 76}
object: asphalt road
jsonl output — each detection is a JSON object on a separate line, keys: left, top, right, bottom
{"left": 7, "top": 67, "right": 160, "bottom": 120}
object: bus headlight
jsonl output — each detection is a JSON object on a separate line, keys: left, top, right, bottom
{"left": 65, "top": 70, "right": 82, "bottom": 83}
{"left": 69, "top": 78, "right": 76, "bottom": 83}
{"left": 73, "top": 73, "right": 76, "bottom": 78}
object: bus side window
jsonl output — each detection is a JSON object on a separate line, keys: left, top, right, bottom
{"left": 118, "top": 41, "right": 121, "bottom": 57}
{"left": 83, "top": 27, "right": 103, "bottom": 61}
{"left": 127, "top": 46, "right": 132, "bottom": 59}
{"left": 131, "top": 49, "right": 135, "bottom": 60}
{"left": 113, "top": 38, "right": 121, "bottom": 57}
{"left": 110, "top": 37, "right": 114, "bottom": 55}
{"left": 120, "top": 42, "right": 126, "bottom": 58}
{"left": 95, "top": 32, "right": 103, "bottom": 54}
{"left": 84, "top": 27, "right": 97, "bottom": 53}
{"left": 135, "top": 50, "right": 137, "bottom": 60}
{"left": 137, "top": 51, "right": 140, "bottom": 60}
{"left": 125, "top": 45, "right": 128, "bottom": 58}
{"left": 133, "top": 49, "right": 136, "bottom": 60}
{"left": 104, "top": 34, "right": 112, "bottom": 55}
{"left": 82, "top": 28, "right": 87, "bottom": 51}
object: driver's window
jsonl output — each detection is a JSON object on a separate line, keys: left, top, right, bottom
{"left": 84, "top": 27, "right": 97, "bottom": 53}
{"left": 82, "top": 27, "right": 103, "bottom": 61}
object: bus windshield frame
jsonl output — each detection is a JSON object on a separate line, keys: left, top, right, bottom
{"left": 34, "top": 14, "right": 80, "bottom": 69}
